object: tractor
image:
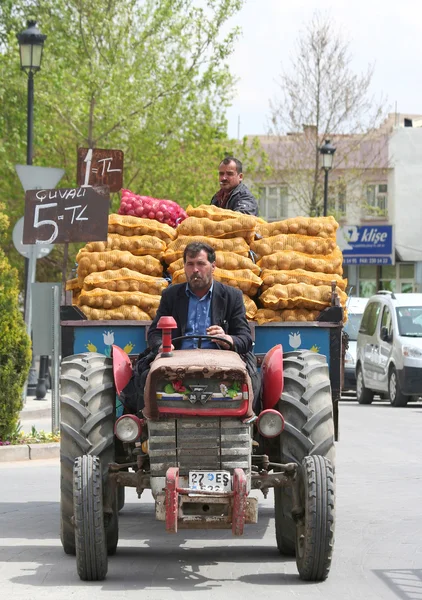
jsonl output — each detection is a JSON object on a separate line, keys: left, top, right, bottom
{"left": 59, "top": 306, "right": 340, "bottom": 582}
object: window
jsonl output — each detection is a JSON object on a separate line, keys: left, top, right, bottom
{"left": 379, "top": 264, "right": 415, "bottom": 293}
{"left": 363, "top": 183, "right": 388, "bottom": 217}
{"left": 396, "top": 307, "right": 422, "bottom": 337}
{"left": 358, "top": 265, "right": 377, "bottom": 297}
{"left": 358, "top": 263, "right": 415, "bottom": 296}
{"left": 258, "top": 186, "right": 288, "bottom": 221}
{"left": 359, "top": 302, "right": 381, "bottom": 335}
{"left": 380, "top": 306, "right": 393, "bottom": 338}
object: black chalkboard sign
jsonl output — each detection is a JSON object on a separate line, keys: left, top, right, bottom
{"left": 22, "top": 186, "right": 110, "bottom": 245}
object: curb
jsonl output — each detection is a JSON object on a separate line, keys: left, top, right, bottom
{"left": 0, "top": 442, "right": 59, "bottom": 462}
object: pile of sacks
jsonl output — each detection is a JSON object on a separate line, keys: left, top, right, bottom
{"left": 67, "top": 203, "right": 347, "bottom": 323}
{"left": 67, "top": 214, "right": 172, "bottom": 320}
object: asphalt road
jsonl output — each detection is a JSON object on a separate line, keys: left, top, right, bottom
{"left": 1, "top": 401, "right": 422, "bottom": 599}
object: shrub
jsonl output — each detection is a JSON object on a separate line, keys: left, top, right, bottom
{"left": 0, "top": 204, "right": 31, "bottom": 441}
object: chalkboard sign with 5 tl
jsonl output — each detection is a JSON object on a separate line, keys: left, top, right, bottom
{"left": 22, "top": 186, "right": 110, "bottom": 245}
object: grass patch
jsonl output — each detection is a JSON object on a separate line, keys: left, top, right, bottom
{"left": 0, "top": 422, "right": 60, "bottom": 446}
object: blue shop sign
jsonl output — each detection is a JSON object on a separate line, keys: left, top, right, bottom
{"left": 337, "top": 225, "right": 394, "bottom": 265}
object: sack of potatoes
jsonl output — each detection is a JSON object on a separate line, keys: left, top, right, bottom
{"left": 80, "top": 234, "right": 166, "bottom": 259}
{"left": 167, "top": 251, "right": 260, "bottom": 275}
{"left": 256, "top": 215, "right": 338, "bottom": 239}
{"left": 260, "top": 268, "right": 347, "bottom": 292}
{"left": 82, "top": 268, "right": 168, "bottom": 295}
{"left": 108, "top": 213, "right": 176, "bottom": 245}
{"left": 260, "top": 282, "right": 347, "bottom": 311}
{"left": 76, "top": 250, "right": 163, "bottom": 284}
{"left": 164, "top": 235, "right": 250, "bottom": 264}
{"left": 251, "top": 233, "right": 337, "bottom": 259}
{"left": 80, "top": 305, "right": 152, "bottom": 321}
{"left": 257, "top": 248, "right": 343, "bottom": 275}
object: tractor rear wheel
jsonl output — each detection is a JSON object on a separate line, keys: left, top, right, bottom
{"left": 296, "top": 455, "right": 335, "bottom": 581}
{"left": 60, "top": 353, "right": 117, "bottom": 556}
{"left": 74, "top": 455, "right": 108, "bottom": 581}
{"left": 275, "top": 351, "right": 335, "bottom": 556}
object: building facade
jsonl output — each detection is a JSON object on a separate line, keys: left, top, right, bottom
{"left": 251, "top": 113, "right": 422, "bottom": 297}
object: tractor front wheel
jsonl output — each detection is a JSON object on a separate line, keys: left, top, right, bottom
{"left": 74, "top": 455, "right": 108, "bottom": 581}
{"left": 295, "top": 455, "right": 335, "bottom": 581}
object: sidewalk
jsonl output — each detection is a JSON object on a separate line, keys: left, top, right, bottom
{"left": 21, "top": 390, "right": 54, "bottom": 433}
{"left": 0, "top": 391, "right": 59, "bottom": 462}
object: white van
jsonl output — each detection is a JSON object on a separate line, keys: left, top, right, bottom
{"left": 356, "top": 292, "right": 422, "bottom": 406}
{"left": 343, "top": 297, "right": 368, "bottom": 391}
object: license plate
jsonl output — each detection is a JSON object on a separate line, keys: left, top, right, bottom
{"left": 188, "top": 470, "right": 231, "bottom": 492}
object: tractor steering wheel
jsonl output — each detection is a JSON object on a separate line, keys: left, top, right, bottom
{"left": 171, "top": 334, "right": 235, "bottom": 352}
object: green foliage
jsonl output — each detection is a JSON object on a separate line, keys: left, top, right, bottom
{"left": 0, "top": 203, "right": 32, "bottom": 441}
{"left": 0, "top": 0, "right": 258, "bottom": 287}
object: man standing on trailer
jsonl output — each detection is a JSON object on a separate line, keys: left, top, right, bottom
{"left": 211, "top": 157, "right": 259, "bottom": 216}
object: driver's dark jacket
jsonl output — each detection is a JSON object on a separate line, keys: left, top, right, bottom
{"left": 147, "top": 281, "right": 252, "bottom": 354}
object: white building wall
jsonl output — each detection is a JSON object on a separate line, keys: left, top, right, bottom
{"left": 389, "top": 128, "right": 422, "bottom": 263}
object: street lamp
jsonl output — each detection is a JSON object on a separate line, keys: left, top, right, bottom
{"left": 319, "top": 139, "right": 336, "bottom": 217}
{"left": 17, "top": 20, "right": 47, "bottom": 165}
{"left": 17, "top": 20, "right": 47, "bottom": 396}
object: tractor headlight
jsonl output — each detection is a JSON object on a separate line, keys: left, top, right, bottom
{"left": 257, "top": 409, "right": 284, "bottom": 438}
{"left": 114, "top": 415, "right": 142, "bottom": 442}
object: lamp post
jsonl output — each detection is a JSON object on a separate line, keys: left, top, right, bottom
{"left": 319, "top": 139, "right": 336, "bottom": 217}
{"left": 17, "top": 20, "right": 47, "bottom": 396}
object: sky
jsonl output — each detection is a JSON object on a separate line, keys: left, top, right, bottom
{"left": 224, "top": 0, "right": 422, "bottom": 139}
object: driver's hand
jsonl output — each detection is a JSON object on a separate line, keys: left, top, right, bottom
{"left": 206, "top": 326, "right": 233, "bottom": 350}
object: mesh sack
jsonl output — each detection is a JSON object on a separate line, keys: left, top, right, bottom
{"left": 260, "top": 283, "right": 347, "bottom": 310}
{"left": 80, "top": 234, "right": 166, "bottom": 258}
{"left": 78, "top": 288, "right": 161, "bottom": 317}
{"left": 243, "top": 294, "right": 258, "bottom": 320}
{"left": 164, "top": 236, "right": 250, "bottom": 264}
{"left": 80, "top": 305, "right": 152, "bottom": 321}
{"left": 257, "top": 248, "right": 343, "bottom": 275}
{"left": 172, "top": 267, "right": 262, "bottom": 296}
{"left": 186, "top": 204, "right": 240, "bottom": 221}
{"left": 256, "top": 215, "right": 339, "bottom": 239}
{"left": 76, "top": 250, "right": 163, "bottom": 283}
{"left": 254, "top": 308, "right": 321, "bottom": 325}
{"left": 108, "top": 213, "right": 176, "bottom": 244}
{"left": 83, "top": 268, "right": 168, "bottom": 295}
{"left": 251, "top": 233, "right": 337, "bottom": 258}
{"left": 167, "top": 251, "right": 260, "bottom": 275}
{"left": 186, "top": 203, "right": 266, "bottom": 225}
{"left": 261, "top": 268, "right": 347, "bottom": 292}
{"left": 176, "top": 215, "right": 257, "bottom": 244}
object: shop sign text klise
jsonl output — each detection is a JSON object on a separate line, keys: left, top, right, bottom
{"left": 22, "top": 186, "right": 110, "bottom": 245}
{"left": 337, "top": 225, "right": 394, "bottom": 265}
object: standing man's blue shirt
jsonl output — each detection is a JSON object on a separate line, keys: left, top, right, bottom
{"left": 181, "top": 283, "right": 217, "bottom": 349}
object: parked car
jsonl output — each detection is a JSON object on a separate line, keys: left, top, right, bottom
{"left": 356, "top": 291, "right": 422, "bottom": 406}
{"left": 343, "top": 297, "right": 368, "bottom": 391}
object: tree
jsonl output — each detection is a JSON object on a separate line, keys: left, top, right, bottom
{"left": 0, "top": 202, "right": 31, "bottom": 441}
{"left": 0, "top": 0, "right": 252, "bottom": 286}
{"left": 268, "top": 12, "right": 387, "bottom": 217}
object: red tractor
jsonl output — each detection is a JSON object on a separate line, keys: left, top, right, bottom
{"left": 60, "top": 316, "right": 336, "bottom": 582}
